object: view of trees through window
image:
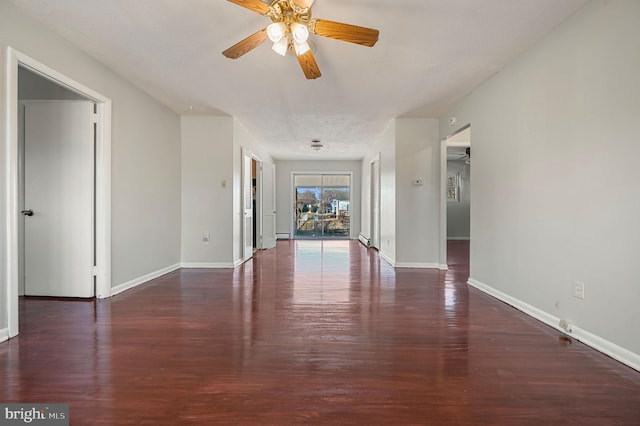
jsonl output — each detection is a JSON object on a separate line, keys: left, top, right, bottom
{"left": 294, "top": 174, "right": 350, "bottom": 238}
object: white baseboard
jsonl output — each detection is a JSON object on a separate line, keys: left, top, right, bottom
{"left": 379, "top": 252, "right": 395, "bottom": 267}
{"left": 467, "top": 277, "right": 640, "bottom": 372}
{"left": 0, "top": 327, "right": 9, "bottom": 343}
{"left": 447, "top": 237, "right": 470, "bottom": 241}
{"left": 395, "top": 262, "right": 440, "bottom": 269}
{"left": 358, "top": 233, "right": 371, "bottom": 247}
{"left": 181, "top": 262, "right": 235, "bottom": 269}
{"left": 111, "top": 263, "right": 181, "bottom": 297}
{"left": 438, "top": 264, "right": 449, "bottom": 270}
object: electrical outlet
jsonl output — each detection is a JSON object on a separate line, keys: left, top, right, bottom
{"left": 573, "top": 281, "right": 585, "bottom": 299}
{"left": 221, "top": 180, "right": 227, "bottom": 189}
{"left": 202, "top": 232, "right": 210, "bottom": 244}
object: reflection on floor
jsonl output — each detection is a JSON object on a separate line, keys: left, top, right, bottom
{"left": 2, "top": 240, "right": 639, "bottom": 424}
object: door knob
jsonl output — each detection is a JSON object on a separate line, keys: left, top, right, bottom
{"left": 21, "top": 209, "right": 34, "bottom": 216}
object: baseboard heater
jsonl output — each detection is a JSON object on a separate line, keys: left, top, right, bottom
{"left": 276, "top": 233, "right": 290, "bottom": 240}
{"left": 358, "top": 233, "right": 370, "bottom": 247}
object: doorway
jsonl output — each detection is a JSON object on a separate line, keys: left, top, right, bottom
{"left": 442, "top": 125, "right": 471, "bottom": 272}
{"left": 242, "top": 148, "right": 276, "bottom": 263}
{"left": 20, "top": 98, "right": 96, "bottom": 297}
{"left": 293, "top": 174, "right": 351, "bottom": 239}
{"left": 4, "top": 48, "right": 112, "bottom": 338}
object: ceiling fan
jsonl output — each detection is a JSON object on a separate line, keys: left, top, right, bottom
{"left": 222, "top": 0, "right": 380, "bottom": 79}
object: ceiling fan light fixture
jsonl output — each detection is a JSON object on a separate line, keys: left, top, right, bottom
{"left": 272, "top": 37, "right": 289, "bottom": 56}
{"left": 294, "top": 41, "right": 310, "bottom": 56}
{"left": 224, "top": 0, "right": 380, "bottom": 80}
{"left": 267, "top": 22, "right": 287, "bottom": 43}
{"left": 290, "top": 22, "right": 309, "bottom": 44}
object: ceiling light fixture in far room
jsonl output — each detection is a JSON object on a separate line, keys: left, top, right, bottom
{"left": 310, "top": 139, "right": 324, "bottom": 151}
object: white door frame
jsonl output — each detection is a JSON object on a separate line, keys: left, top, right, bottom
{"left": 242, "top": 148, "right": 261, "bottom": 261}
{"left": 370, "top": 154, "right": 381, "bottom": 249}
{"left": 439, "top": 123, "right": 471, "bottom": 269}
{"left": 3, "top": 47, "right": 112, "bottom": 338}
{"left": 260, "top": 161, "right": 277, "bottom": 250}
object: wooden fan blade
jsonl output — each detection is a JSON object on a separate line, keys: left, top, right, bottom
{"left": 226, "top": 0, "right": 271, "bottom": 15}
{"left": 222, "top": 28, "right": 268, "bottom": 59}
{"left": 296, "top": 49, "right": 321, "bottom": 79}
{"left": 310, "top": 19, "right": 379, "bottom": 47}
{"left": 292, "top": 0, "right": 315, "bottom": 8}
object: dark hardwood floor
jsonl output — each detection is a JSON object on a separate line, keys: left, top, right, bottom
{"left": 1, "top": 240, "right": 639, "bottom": 425}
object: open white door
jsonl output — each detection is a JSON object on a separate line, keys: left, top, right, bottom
{"left": 242, "top": 149, "right": 253, "bottom": 261}
{"left": 23, "top": 101, "right": 95, "bottom": 297}
{"left": 261, "top": 162, "right": 276, "bottom": 249}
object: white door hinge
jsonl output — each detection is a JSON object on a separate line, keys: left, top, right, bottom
{"left": 91, "top": 113, "right": 99, "bottom": 124}
{"left": 92, "top": 266, "right": 98, "bottom": 276}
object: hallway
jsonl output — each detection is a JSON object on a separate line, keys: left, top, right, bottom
{"left": 1, "top": 240, "right": 639, "bottom": 424}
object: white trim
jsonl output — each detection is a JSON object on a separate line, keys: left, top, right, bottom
{"left": 358, "top": 233, "right": 370, "bottom": 247}
{"left": 4, "top": 47, "right": 112, "bottom": 337}
{"left": 0, "top": 328, "right": 9, "bottom": 343}
{"left": 181, "top": 263, "right": 235, "bottom": 269}
{"left": 447, "top": 237, "right": 470, "bottom": 241}
{"left": 276, "top": 233, "right": 290, "bottom": 240}
{"left": 395, "top": 262, "right": 441, "bottom": 269}
{"left": 379, "top": 251, "right": 395, "bottom": 267}
{"left": 110, "top": 263, "right": 181, "bottom": 297}
{"left": 369, "top": 153, "right": 381, "bottom": 250}
{"left": 242, "top": 147, "right": 260, "bottom": 261}
{"left": 5, "top": 46, "right": 20, "bottom": 338}
{"left": 438, "top": 264, "right": 449, "bottom": 270}
{"left": 440, "top": 124, "right": 472, "bottom": 276}
{"left": 568, "top": 325, "right": 640, "bottom": 372}
{"left": 467, "top": 277, "right": 640, "bottom": 372}
{"left": 95, "top": 101, "right": 112, "bottom": 299}
{"left": 439, "top": 138, "right": 448, "bottom": 272}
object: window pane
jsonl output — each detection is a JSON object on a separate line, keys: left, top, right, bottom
{"left": 293, "top": 174, "right": 350, "bottom": 239}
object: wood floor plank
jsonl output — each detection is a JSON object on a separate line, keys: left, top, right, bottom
{"left": 1, "top": 240, "right": 638, "bottom": 424}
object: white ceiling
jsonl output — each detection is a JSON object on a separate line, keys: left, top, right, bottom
{"left": 10, "top": 0, "right": 588, "bottom": 160}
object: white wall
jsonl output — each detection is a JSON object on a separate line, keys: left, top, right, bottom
{"left": 361, "top": 120, "right": 396, "bottom": 264}
{"left": 181, "top": 117, "right": 272, "bottom": 267}
{"left": 440, "top": 0, "right": 640, "bottom": 364}
{"left": 275, "top": 160, "right": 362, "bottom": 239}
{"left": 395, "top": 118, "right": 441, "bottom": 267}
{"left": 181, "top": 117, "right": 234, "bottom": 266}
{"left": 0, "top": 0, "right": 182, "bottom": 305}
{"left": 446, "top": 160, "right": 471, "bottom": 239}
{"left": 360, "top": 119, "right": 441, "bottom": 267}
